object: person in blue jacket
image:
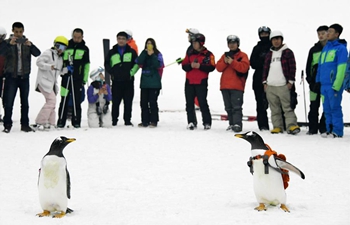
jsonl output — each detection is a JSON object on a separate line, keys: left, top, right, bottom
{"left": 344, "top": 53, "right": 350, "bottom": 92}
{"left": 316, "top": 24, "right": 348, "bottom": 138}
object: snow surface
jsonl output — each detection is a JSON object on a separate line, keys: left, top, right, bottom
{"left": 1, "top": 0, "right": 350, "bottom": 224}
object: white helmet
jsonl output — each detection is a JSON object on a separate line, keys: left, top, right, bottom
{"left": 0, "top": 26, "right": 7, "bottom": 40}
{"left": 270, "top": 30, "right": 284, "bottom": 40}
{"left": 90, "top": 66, "right": 104, "bottom": 81}
{"left": 186, "top": 28, "right": 199, "bottom": 35}
{"left": 124, "top": 29, "right": 133, "bottom": 39}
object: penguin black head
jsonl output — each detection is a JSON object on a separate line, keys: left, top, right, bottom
{"left": 46, "top": 136, "right": 76, "bottom": 157}
{"left": 235, "top": 131, "right": 269, "bottom": 150}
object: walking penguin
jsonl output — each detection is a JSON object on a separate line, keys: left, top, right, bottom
{"left": 36, "top": 136, "right": 76, "bottom": 218}
{"left": 235, "top": 131, "right": 305, "bottom": 212}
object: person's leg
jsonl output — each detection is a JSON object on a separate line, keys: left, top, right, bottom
{"left": 35, "top": 85, "right": 56, "bottom": 125}
{"left": 3, "top": 76, "right": 18, "bottom": 130}
{"left": 140, "top": 88, "right": 150, "bottom": 126}
{"left": 254, "top": 83, "right": 269, "bottom": 130}
{"left": 266, "top": 86, "right": 283, "bottom": 130}
{"left": 185, "top": 83, "right": 196, "bottom": 125}
{"left": 123, "top": 81, "right": 134, "bottom": 125}
{"left": 111, "top": 82, "right": 122, "bottom": 125}
{"left": 196, "top": 80, "right": 211, "bottom": 126}
{"left": 148, "top": 88, "right": 160, "bottom": 125}
{"left": 221, "top": 89, "right": 233, "bottom": 126}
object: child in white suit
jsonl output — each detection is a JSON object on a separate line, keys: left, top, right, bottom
{"left": 87, "top": 67, "right": 112, "bottom": 128}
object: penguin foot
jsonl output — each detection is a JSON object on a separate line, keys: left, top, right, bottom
{"left": 53, "top": 211, "right": 66, "bottom": 218}
{"left": 36, "top": 210, "right": 51, "bottom": 217}
{"left": 254, "top": 203, "right": 267, "bottom": 211}
{"left": 280, "top": 204, "right": 290, "bottom": 212}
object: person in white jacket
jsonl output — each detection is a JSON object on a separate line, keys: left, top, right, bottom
{"left": 34, "top": 36, "right": 68, "bottom": 130}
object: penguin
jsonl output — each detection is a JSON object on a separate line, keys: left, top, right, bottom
{"left": 235, "top": 131, "right": 305, "bottom": 212}
{"left": 36, "top": 136, "right": 76, "bottom": 218}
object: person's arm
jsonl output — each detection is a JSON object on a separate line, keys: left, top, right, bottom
{"left": 332, "top": 47, "right": 348, "bottom": 91}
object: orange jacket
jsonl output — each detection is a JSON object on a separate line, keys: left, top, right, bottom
{"left": 216, "top": 50, "right": 250, "bottom": 91}
{"left": 127, "top": 39, "right": 138, "bottom": 55}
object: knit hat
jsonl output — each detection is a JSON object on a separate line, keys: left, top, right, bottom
{"left": 117, "top": 31, "right": 128, "bottom": 38}
{"left": 329, "top": 24, "right": 343, "bottom": 35}
{"left": 317, "top": 25, "right": 328, "bottom": 32}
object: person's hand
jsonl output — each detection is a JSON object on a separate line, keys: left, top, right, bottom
{"left": 264, "top": 83, "right": 267, "bottom": 92}
{"left": 24, "top": 39, "right": 31, "bottom": 46}
{"left": 51, "top": 65, "right": 55, "bottom": 70}
{"left": 226, "top": 56, "right": 233, "bottom": 64}
{"left": 10, "top": 37, "right": 16, "bottom": 45}
{"left": 191, "top": 62, "right": 200, "bottom": 69}
{"left": 287, "top": 83, "right": 293, "bottom": 89}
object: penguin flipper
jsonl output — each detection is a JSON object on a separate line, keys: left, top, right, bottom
{"left": 66, "top": 167, "right": 71, "bottom": 199}
{"left": 275, "top": 158, "right": 305, "bottom": 179}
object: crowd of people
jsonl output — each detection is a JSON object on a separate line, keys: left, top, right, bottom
{"left": 0, "top": 22, "right": 350, "bottom": 137}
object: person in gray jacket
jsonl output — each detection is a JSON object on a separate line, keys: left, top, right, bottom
{"left": 34, "top": 36, "right": 68, "bottom": 131}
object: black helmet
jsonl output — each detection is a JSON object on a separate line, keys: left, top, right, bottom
{"left": 227, "top": 35, "right": 240, "bottom": 46}
{"left": 258, "top": 26, "right": 271, "bottom": 36}
{"left": 193, "top": 33, "right": 205, "bottom": 46}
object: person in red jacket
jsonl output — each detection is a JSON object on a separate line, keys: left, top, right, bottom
{"left": 216, "top": 35, "right": 250, "bottom": 132}
{"left": 125, "top": 29, "right": 138, "bottom": 55}
{"left": 181, "top": 33, "right": 215, "bottom": 130}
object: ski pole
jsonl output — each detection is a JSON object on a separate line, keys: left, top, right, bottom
{"left": 165, "top": 58, "right": 183, "bottom": 67}
{"left": 300, "top": 70, "right": 307, "bottom": 123}
{"left": 68, "top": 53, "right": 77, "bottom": 119}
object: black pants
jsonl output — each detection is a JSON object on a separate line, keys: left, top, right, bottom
{"left": 308, "top": 91, "right": 326, "bottom": 133}
{"left": 185, "top": 79, "right": 211, "bottom": 126}
{"left": 221, "top": 89, "right": 244, "bottom": 127}
{"left": 140, "top": 88, "right": 160, "bottom": 125}
{"left": 57, "top": 78, "right": 83, "bottom": 127}
{"left": 112, "top": 80, "right": 134, "bottom": 125}
{"left": 253, "top": 82, "right": 269, "bottom": 130}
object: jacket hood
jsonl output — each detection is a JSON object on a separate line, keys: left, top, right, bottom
{"left": 329, "top": 39, "right": 347, "bottom": 48}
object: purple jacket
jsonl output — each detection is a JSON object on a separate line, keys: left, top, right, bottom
{"left": 262, "top": 47, "right": 296, "bottom": 83}
{"left": 87, "top": 82, "right": 112, "bottom": 104}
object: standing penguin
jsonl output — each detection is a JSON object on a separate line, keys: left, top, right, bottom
{"left": 37, "top": 136, "right": 76, "bottom": 218}
{"left": 235, "top": 131, "right": 305, "bottom": 212}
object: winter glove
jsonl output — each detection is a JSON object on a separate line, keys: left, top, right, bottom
{"left": 176, "top": 57, "right": 183, "bottom": 64}
{"left": 67, "top": 65, "right": 74, "bottom": 74}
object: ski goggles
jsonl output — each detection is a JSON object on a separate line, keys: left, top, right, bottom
{"left": 55, "top": 43, "right": 67, "bottom": 51}
{"left": 258, "top": 26, "right": 270, "bottom": 33}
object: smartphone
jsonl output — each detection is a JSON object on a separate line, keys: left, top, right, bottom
{"left": 16, "top": 38, "right": 27, "bottom": 44}
{"left": 225, "top": 52, "right": 231, "bottom": 58}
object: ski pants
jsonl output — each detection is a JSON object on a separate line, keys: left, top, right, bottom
{"left": 185, "top": 79, "right": 211, "bottom": 126}
{"left": 308, "top": 90, "right": 326, "bottom": 133}
{"left": 321, "top": 85, "right": 344, "bottom": 136}
{"left": 221, "top": 89, "right": 244, "bottom": 127}
{"left": 35, "top": 85, "right": 57, "bottom": 126}
{"left": 253, "top": 82, "right": 269, "bottom": 130}
{"left": 140, "top": 88, "right": 160, "bottom": 126}
{"left": 111, "top": 80, "right": 134, "bottom": 125}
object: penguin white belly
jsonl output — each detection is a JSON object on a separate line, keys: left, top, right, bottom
{"left": 253, "top": 159, "right": 286, "bottom": 206}
{"left": 38, "top": 155, "right": 67, "bottom": 212}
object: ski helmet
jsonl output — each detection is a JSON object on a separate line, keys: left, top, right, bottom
{"left": 193, "top": 33, "right": 205, "bottom": 46}
{"left": 258, "top": 26, "right": 271, "bottom": 36}
{"left": 124, "top": 29, "right": 133, "bottom": 39}
{"left": 270, "top": 30, "right": 284, "bottom": 40}
{"left": 90, "top": 66, "right": 104, "bottom": 81}
{"left": 54, "top": 36, "right": 69, "bottom": 46}
{"left": 227, "top": 35, "right": 240, "bottom": 46}
{"left": 0, "top": 26, "right": 7, "bottom": 40}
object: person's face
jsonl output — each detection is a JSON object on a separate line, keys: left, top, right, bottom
{"left": 259, "top": 32, "right": 269, "bottom": 38}
{"left": 327, "top": 28, "right": 339, "bottom": 41}
{"left": 317, "top": 30, "right": 328, "bottom": 42}
{"left": 12, "top": 27, "right": 24, "bottom": 38}
{"left": 271, "top": 37, "right": 282, "bottom": 48}
{"left": 99, "top": 73, "right": 105, "bottom": 81}
{"left": 117, "top": 36, "right": 127, "bottom": 46}
{"left": 72, "top": 32, "right": 83, "bottom": 43}
{"left": 192, "top": 41, "right": 201, "bottom": 51}
{"left": 228, "top": 42, "right": 238, "bottom": 51}
{"left": 146, "top": 41, "right": 153, "bottom": 50}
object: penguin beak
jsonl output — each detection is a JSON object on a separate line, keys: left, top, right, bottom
{"left": 234, "top": 134, "right": 244, "bottom": 138}
{"left": 66, "top": 138, "right": 76, "bottom": 143}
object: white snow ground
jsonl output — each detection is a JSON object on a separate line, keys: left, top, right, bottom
{"left": 0, "top": 0, "right": 350, "bottom": 224}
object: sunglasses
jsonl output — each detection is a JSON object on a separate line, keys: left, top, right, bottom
{"left": 55, "top": 43, "right": 67, "bottom": 51}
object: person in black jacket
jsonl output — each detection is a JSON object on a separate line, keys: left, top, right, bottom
{"left": 57, "top": 28, "right": 90, "bottom": 129}
{"left": 250, "top": 26, "right": 271, "bottom": 131}
{"left": 2, "top": 22, "right": 41, "bottom": 133}
{"left": 305, "top": 25, "right": 328, "bottom": 135}
{"left": 104, "top": 31, "right": 139, "bottom": 126}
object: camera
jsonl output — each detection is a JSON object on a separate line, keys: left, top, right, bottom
{"left": 15, "top": 38, "right": 27, "bottom": 44}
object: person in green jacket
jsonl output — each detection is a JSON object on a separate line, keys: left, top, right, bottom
{"left": 136, "top": 38, "right": 164, "bottom": 128}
